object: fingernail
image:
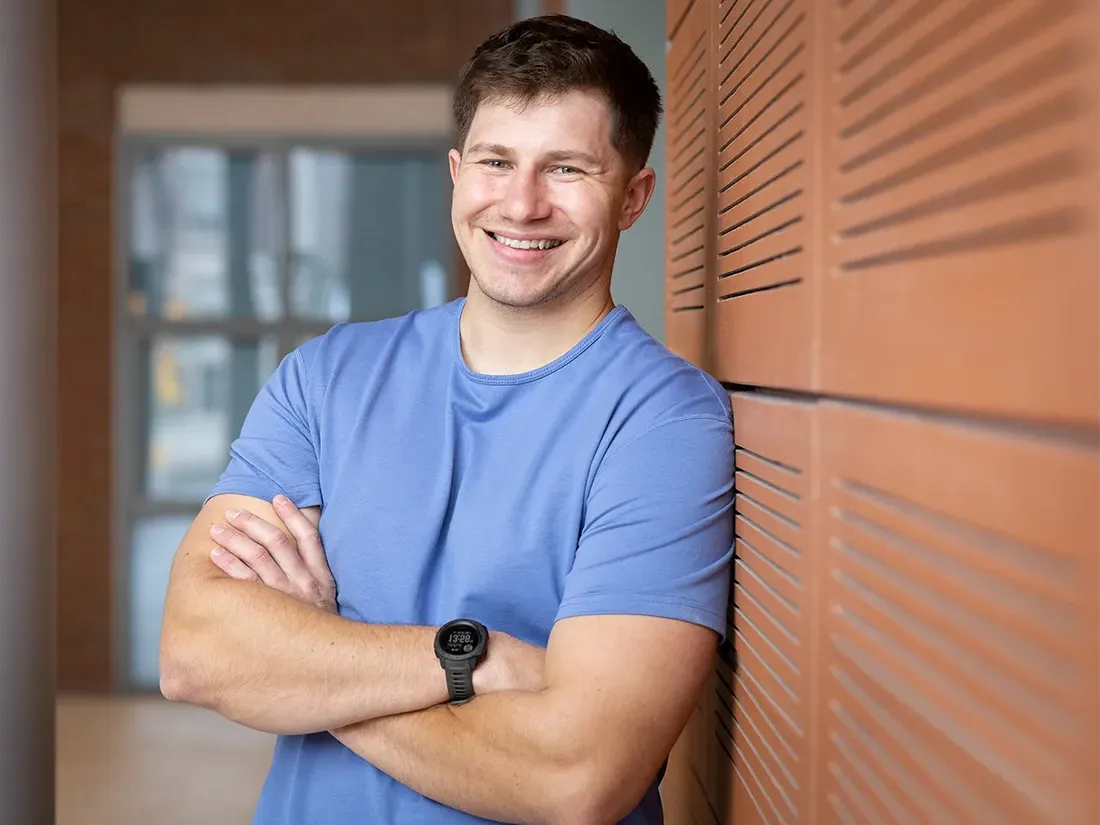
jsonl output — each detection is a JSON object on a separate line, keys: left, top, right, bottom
{"left": 273, "top": 495, "right": 288, "bottom": 506}
{"left": 210, "top": 524, "right": 226, "bottom": 535}
{"left": 225, "top": 509, "right": 240, "bottom": 520}
{"left": 210, "top": 547, "right": 224, "bottom": 557}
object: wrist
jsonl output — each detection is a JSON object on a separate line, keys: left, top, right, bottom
{"left": 471, "top": 630, "right": 505, "bottom": 695}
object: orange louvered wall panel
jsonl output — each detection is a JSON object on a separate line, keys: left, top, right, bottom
{"left": 662, "top": 2, "right": 1099, "bottom": 824}
{"left": 817, "top": 402, "right": 1099, "bottom": 825}
{"left": 710, "top": 0, "right": 818, "bottom": 390}
{"left": 719, "top": 393, "right": 818, "bottom": 825}
{"left": 665, "top": 0, "right": 716, "bottom": 370}
{"left": 820, "top": 0, "right": 1099, "bottom": 425}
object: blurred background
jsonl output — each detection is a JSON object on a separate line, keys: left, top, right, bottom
{"left": 1, "top": 0, "right": 1097, "bottom": 823}
{"left": 3, "top": 1, "right": 671, "bottom": 823}
{"left": 78, "top": 0, "right": 667, "bottom": 699}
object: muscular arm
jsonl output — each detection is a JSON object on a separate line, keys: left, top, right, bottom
{"left": 159, "top": 493, "right": 452, "bottom": 735}
{"left": 332, "top": 614, "right": 717, "bottom": 825}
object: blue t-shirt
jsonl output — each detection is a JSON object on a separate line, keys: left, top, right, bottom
{"left": 208, "top": 297, "right": 734, "bottom": 825}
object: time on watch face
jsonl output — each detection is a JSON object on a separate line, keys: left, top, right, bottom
{"left": 443, "top": 627, "right": 479, "bottom": 655}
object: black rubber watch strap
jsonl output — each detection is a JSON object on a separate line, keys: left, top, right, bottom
{"left": 445, "top": 659, "right": 475, "bottom": 704}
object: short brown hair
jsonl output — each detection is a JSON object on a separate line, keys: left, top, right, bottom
{"left": 453, "top": 14, "right": 662, "bottom": 171}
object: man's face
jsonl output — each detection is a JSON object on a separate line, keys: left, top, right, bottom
{"left": 449, "top": 90, "right": 654, "bottom": 312}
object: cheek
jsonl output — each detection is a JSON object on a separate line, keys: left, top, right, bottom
{"left": 454, "top": 176, "right": 499, "bottom": 219}
{"left": 555, "top": 188, "right": 615, "bottom": 236}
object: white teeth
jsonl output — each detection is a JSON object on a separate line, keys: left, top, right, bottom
{"left": 491, "top": 233, "right": 563, "bottom": 251}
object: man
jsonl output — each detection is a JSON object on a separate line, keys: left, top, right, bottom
{"left": 159, "top": 14, "right": 734, "bottom": 825}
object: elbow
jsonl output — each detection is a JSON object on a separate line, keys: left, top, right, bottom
{"left": 158, "top": 656, "right": 192, "bottom": 703}
{"left": 543, "top": 760, "right": 640, "bottom": 825}
{"left": 555, "top": 791, "right": 621, "bottom": 825}
{"left": 158, "top": 628, "right": 207, "bottom": 705}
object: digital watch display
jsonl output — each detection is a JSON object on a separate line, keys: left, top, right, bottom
{"left": 434, "top": 618, "right": 488, "bottom": 704}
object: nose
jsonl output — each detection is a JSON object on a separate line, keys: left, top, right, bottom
{"left": 498, "top": 167, "right": 551, "bottom": 223}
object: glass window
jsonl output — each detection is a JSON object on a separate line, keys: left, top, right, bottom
{"left": 119, "top": 140, "right": 454, "bottom": 689}
{"left": 142, "top": 335, "right": 279, "bottom": 501}
{"left": 289, "top": 149, "right": 453, "bottom": 322}
{"left": 127, "top": 148, "right": 284, "bottom": 321}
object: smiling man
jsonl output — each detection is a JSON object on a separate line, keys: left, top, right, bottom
{"left": 159, "top": 14, "right": 734, "bottom": 825}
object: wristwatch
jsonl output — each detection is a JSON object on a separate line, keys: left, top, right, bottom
{"left": 434, "top": 618, "right": 488, "bottom": 704}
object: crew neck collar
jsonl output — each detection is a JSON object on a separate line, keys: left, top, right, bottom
{"left": 452, "top": 297, "right": 628, "bottom": 385}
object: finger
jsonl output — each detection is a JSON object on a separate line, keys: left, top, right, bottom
{"left": 210, "top": 547, "right": 260, "bottom": 582}
{"left": 272, "top": 495, "right": 333, "bottom": 581}
{"left": 210, "top": 521, "right": 289, "bottom": 588}
{"left": 223, "top": 507, "right": 312, "bottom": 584}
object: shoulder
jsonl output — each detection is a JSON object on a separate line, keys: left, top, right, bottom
{"left": 597, "top": 309, "right": 731, "bottom": 429}
{"left": 294, "top": 300, "right": 459, "bottom": 386}
{"left": 574, "top": 310, "right": 731, "bottom": 480}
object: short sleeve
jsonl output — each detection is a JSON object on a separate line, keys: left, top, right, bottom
{"left": 205, "top": 343, "right": 323, "bottom": 510}
{"left": 556, "top": 414, "right": 735, "bottom": 640}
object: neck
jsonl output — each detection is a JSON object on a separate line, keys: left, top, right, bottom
{"left": 459, "top": 280, "right": 616, "bottom": 376}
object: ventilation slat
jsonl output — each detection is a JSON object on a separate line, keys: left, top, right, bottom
{"left": 668, "top": 248, "right": 707, "bottom": 282}
{"left": 737, "top": 536, "right": 804, "bottom": 611}
{"left": 718, "top": 17, "right": 807, "bottom": 125}
{"left": 736, "top": 446, "right": 807, "bottom": 492}
{"left": 735, "top": 465, "right": 802, "bottom": 517}
{"left": 719, "top": 155, "right": 805, "bottom": 225}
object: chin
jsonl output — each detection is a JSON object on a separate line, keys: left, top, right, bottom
{"left": 473, "top": 274, "right": 562, "bottom": 310}
{"left": 480, "top": 285, "right": 554, "bottom": 310}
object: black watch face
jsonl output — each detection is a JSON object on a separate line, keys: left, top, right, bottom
{"left": 441, "top": 625, "right": 481, "bottom": 656}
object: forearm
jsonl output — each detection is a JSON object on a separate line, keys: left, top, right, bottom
{"left": 332, "top": 690, "right": 610, "bottom": 825}
{"left": 160, "top": 573, "right": 447, "bottom": 735}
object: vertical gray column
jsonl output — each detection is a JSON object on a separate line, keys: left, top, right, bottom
{"left": 0, "top": 0, "right": 57, "bottom": 822}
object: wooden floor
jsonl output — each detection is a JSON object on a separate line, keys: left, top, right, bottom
{"left": 57, "top": 694, "right": 275, "bottom": 825}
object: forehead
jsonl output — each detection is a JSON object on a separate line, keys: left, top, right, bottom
{"left": 465, "top": 89, "right": 616, "bottom": 159}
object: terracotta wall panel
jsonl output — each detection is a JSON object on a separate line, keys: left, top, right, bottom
{"left": 665, "top": 0, "right": 717, "bottom": 369}
{"left": 820, "top": 0, "right": 1099, "bottom": 425}
{"left": 710, "top": 0, "right": 818, "bottom": 391}
{"left": 817, "top": 401, "right": 1099, "bottom": 825}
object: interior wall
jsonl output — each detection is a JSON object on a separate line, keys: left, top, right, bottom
{"left": 659, "top": 2, "right": 1100, "bottom": 824}
{"left": 58, "top": 0, "right": 513, "bottom": 691}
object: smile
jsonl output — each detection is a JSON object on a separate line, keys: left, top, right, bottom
{"left": 487, "top": 231, "right": 564, "bottom": 251}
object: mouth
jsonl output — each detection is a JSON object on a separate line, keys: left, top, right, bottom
{"left": 485, "top": 230, "right": 565, "bottom": 254}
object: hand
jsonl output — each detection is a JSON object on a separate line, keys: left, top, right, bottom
{"left": 209, "top": 494, "right": 337, "bottom": 614}
{"left": 474, "top": 631, "right": 547, "bottom": 695}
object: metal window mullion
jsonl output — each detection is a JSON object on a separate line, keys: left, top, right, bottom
{"left": 128, "top": 499, "right": 211, "bottom": 519}
{"left": 127, "top": 317, "right": 333, "bottom": 339}
{"left": 278, "top": 148, "right": 296, "bottom": 358}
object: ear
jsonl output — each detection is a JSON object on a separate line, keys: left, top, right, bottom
{"left": 448, "top": 149, "right": 462, "bottom": 185}
{"left": 618, "top": 166, "right": 656, "bottom": 231}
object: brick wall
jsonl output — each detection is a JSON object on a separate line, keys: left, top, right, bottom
{"left": 58, "top": 0, "right": 514, "bottom": 691}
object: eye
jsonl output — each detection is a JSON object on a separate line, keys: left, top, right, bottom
{"left": 554, "top": 166, "right": 582, "bottom": 176}
{"left": 481, "top": 159, "right": 511, "bottom": 170}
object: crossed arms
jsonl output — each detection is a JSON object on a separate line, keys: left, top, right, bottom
{"left": 159, "top": 493, "right": 719, "bottom": 825}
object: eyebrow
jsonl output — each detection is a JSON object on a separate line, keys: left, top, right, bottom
{"left": 465, "top": 143, "right": 604, "bottom": 168}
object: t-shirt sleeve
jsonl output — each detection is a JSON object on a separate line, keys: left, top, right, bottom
{"left": 204, "top": 343, "right": 323, "bottom": 510}
{"left": 556, "top": 414, "right": 735, "bottom": 640}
